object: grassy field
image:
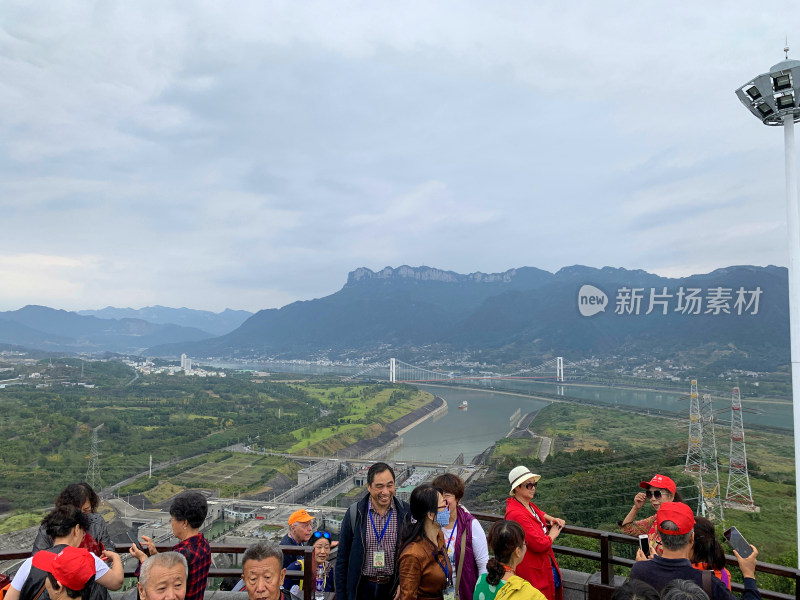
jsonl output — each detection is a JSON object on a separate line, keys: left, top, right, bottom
{"left": 121, "top": 452, "right": 303, "bottom": 499}
{"left": 0, "top": 511, "right": 45, "bottom": 534}
{"left": 521, "top": 403, "right": 797, "bottom": 564}
{"left": 287, "top": 386, "right": 432, "bottom": 454}
{"left": 144, "top": 482, "right": 185, "bottom": 504}
{"left": 493, "top": 437, "right": 543, "bottom": 461}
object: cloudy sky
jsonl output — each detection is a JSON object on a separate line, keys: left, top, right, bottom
{"left": 1, "top": 2, "right": 798, "bottom": 312}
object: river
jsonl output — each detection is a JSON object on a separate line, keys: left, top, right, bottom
{"left": 207, "top": 360, "right": 792, "bottom": 463}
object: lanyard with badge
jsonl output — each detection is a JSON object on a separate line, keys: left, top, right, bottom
{"left": 436, "top": 549, "right": 454, "bottom": 600}
{"left": 370, "top": 507, "right": 393, "bottom": 568}
{"left": 442, "top": 525, "right": 457, "bottom": 600}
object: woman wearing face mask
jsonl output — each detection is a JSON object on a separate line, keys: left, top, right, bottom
{"left": 619, "top": 474, "right": 684, "bottom": 557}
{"left": 431, "top": 473, "right": 488, "bottom": 600}
{"left": 504, "top": 467, "right": 564, "bottom": 600}
{"left": 398, "top": 484, "right": 453, "bottom": 600}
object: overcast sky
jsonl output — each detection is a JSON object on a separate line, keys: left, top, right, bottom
{"left": 1, "top": 2, "right": 799, "bottom": 312}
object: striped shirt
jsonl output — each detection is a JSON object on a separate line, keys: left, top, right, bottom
{"left": 362, "top": 499, "right": 398, "bottom": 578}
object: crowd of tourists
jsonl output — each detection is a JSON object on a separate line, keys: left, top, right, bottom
{"left": 1, "top": 468, "right": 763, "bottom": 600}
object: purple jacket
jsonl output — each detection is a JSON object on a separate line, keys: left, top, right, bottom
{"left": 453, "top": 506, "right": 478, "bottom": 600}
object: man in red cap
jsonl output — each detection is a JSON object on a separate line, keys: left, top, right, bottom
{"left": 32, "top": 546, "right": 96, "bottom": 600}
{"left": 630, "top": 502, "right": 761, "bottom": 600}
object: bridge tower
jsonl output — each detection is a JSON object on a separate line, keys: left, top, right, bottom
{"left": 390, "top": 358, "right": 396, "bottom": 383}
{"left": 724, "top": 387, "right": 757, "bottom": 512}
{"left": 556, "top": 357, "right": 564, "bottom": 383}
{"left": 684, "top": 380, "right": 703, "bottom": 473}
{"left": 697, "top": 394, "right": 724, "bottom": 522}
{"left": 85, "top": 423, "right": 104, "bottom": 491}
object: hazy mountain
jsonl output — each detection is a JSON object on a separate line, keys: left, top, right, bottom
{"left": 0, "top": 306, "right": 215, "bottom": 354}
{"left": 148, "top": 264, "right": 789, "bottom": 370}
{"left": 78, "top": 306, "right": 252, "bottom": 336}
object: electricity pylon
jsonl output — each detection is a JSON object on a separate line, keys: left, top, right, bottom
{"left": 85, "top": 423, "right": 104, "bottom": 490}
{"left": 724, "top": 387, "right": 758, "bottom": 512}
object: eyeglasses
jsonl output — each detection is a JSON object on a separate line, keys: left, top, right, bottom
{"left": 312, "top": 531, "right": 331, "bottom": 540}
{"left": 524, "top": 482, "right": 537, "bottom": 490}
{"left": 645, "top": 490, "right": 665, "bottom": 499}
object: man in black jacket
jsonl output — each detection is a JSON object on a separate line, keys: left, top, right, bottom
{"left": 335, "top": 463, "right": 411, "bottom": 600}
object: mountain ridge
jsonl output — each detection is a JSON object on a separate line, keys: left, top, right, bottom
{"left": 148, "top": 264, "right": 788, "bottom": 370}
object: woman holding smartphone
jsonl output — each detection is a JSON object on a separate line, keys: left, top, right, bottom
{"left": 619, "top": 474, "right": 683, "bottom": 557}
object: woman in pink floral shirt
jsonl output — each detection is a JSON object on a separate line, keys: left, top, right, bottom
{"left": 619, "top": 474, "right": 684, "bottom": 557}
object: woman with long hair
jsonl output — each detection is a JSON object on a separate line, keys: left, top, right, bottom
{"left": 431, "top": 473, "right": 488, "bottom": 600}
{"left": 504, "top": 467, "right": 564, "bottom": 600}
{"left": 473, "top": 520, "right": 546, "bottom": 600}
{"left": 691, "top": 517, "right": 731, "bottom": 590}
{"left": 397, "top": 484, "right": 452, "bottom": 600}
{"left": 619, "top": 474, "right": 684, "bottom": 557}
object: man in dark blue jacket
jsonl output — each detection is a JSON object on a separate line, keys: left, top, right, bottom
{"left": 335, "top": 463, "right": 411, "bottom": 600}
{"left": 631, "top": 502, "right": 761, "bottom": 600}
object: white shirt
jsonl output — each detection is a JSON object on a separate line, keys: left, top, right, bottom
{"left": 11, "top": 552, "right": 109, "bottom": 591}
{"left": 441, "top": 517, "right": 489, "bottom": 577}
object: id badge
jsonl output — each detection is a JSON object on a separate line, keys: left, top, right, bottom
{"left": 443, "top": 585, "right": 456, "bottom": 600}
{"left": 373, "top": 550, "right": 386, "bottom": 568}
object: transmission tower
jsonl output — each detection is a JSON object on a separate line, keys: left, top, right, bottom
{"left": 724, "top": 387, "right": 758, "bottom": 512}
{"left": 684, "top": 380, "right": 703, "bottom": 473}
{"left": 85, "top": 423, "right": 104, "bottom": 491}
{"left": 697, "top": 394, "right": 724, "bottom": 522}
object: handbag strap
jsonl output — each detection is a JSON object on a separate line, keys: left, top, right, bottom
{"left": 31, "top": 580, "right": 47, "bottom": 600}
{"left": 454, "top": 526, "right": 468, "bottom": 599}
{"left": 701, "top": 570, "right": 713, "bottom": 598}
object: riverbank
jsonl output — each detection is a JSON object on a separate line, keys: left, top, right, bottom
{"left": 335, "top": 395, "right": 447, "bottom": 459}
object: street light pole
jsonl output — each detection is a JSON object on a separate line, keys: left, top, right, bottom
{"left": 737, "top": 49, "right": 800, "bottom": 566}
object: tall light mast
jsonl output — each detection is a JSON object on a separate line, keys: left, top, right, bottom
{"left": 736, "top": 46, "right": 800, "bottom": 563}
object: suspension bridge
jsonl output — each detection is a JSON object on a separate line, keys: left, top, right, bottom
{"left": 344, "top": 357, "right": 579, "bottom": 383}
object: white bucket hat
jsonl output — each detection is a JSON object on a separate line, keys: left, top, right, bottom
{"left": 509, "top": 465, "right": 541, "bottom": 494}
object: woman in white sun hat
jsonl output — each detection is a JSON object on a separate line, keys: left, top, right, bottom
{"left": 503, "top": 466, "right": 564, "bottom": 600}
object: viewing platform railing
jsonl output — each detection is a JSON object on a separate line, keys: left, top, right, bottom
{"left": 1, "top": 513, "right": 798, "bottom": 600}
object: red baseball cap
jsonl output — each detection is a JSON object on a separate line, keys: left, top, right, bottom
{"left": 32, "top": 547, "right": 95, "bottom": 591}
{"left": 656, "top": 502, "right": 695, "bottom": 535}
{"left": 639, "top": 474, "right": 676, "bottom": 495}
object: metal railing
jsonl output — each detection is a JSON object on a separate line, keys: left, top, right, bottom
{"left": 471, "top": 512, "right": 800, "bottom": 600}
{"left": 2, "top": 516, "right": 799, "bottom": 600}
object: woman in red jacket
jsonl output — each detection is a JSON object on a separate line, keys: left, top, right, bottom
{"left": 503, "top": 466, "right": 565, "bottom": 600}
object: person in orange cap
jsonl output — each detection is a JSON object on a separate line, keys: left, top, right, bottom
{"left": 280, "top": 510, "right": 314, "bottom": 568}
{"left": 620, "top": 474, "right": 684, "bottom": 557}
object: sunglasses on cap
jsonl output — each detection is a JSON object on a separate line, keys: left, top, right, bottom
{"left": 645, "top": 490, "right": 668, "bottom": 499}
{"left": 312, "top": 531, "right": 331, "bottom": 540}
{"left": 524, "top": 482, "right": 537, "bottom": 490}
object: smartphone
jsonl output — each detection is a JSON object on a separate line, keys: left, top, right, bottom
{"left": 723, "top": 526, "right": 753, "bottom": 558}
{"left": 126, "top": 532, "right": 149, "bottom": 556}
{"left": 638, "top": 534, "right": 650, "bottom": 557}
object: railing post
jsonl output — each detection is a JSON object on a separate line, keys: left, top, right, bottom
{"left": 599, "top": 533, "right": 612, "bottom": 585}
{"left": 795, "top": 570, "right": 800, "bottom": 600}
{"left": 303, "top": 547, "right": 314, "bottom": 600}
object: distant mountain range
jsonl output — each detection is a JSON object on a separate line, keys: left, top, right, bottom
{"left": 78, "top": 306, "right": 252, "bottom": 336}
{"left": 149, "top": 264, "right": 789, "bottom": 370}
{"left": 0, "top": 306, "right": 250, "bottom": 355}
